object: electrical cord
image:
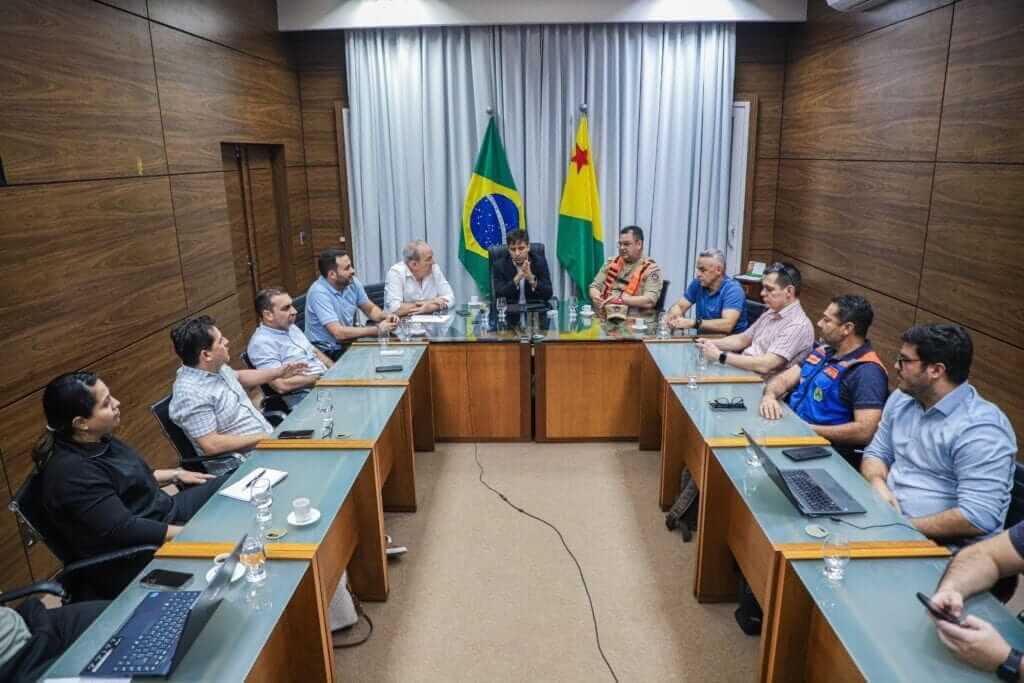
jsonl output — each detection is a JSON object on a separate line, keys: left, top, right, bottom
{"left": 828, "top": 516, "right": 918, "bottom": 533}
{"left": 335, "top": 591, "right": 374, "bottom": 649}
{"left": 474, "top": 444, "right": 619, "bottom": 683}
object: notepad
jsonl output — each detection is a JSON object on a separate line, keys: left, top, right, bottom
{"left": 409, "top": 313, "right": 453, "bottom": 324}
{"left": 217, "top": 468, "right": 288, "bottom": 502}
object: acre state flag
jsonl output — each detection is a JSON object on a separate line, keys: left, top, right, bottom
{"left": 556, "top": 115, "right": 604, "bottom": 300}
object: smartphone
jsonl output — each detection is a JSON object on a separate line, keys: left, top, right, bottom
{"left": 279, "top": 429, "right": 314, "bottom": 439}
{"left": 916, "top": 592, "right": 965, "bottom": 625}
{"left": 375, "top": 364, "right": 403, "bottom": 373}
{"left": 782, "top": 446, "right": 832, "bottom": 462}
{"left": 140, "top": 569, "right": 194, "bottom": 589}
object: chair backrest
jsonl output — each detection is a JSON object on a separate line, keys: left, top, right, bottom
{"left": 746, "top": 299, "right": 768, "bottom": 325}
{"left": 150, "top": 395, "right": 202, "bottom": 469}
{"left": 10, "top": 467, "right": 75, "bottom": 564}
{"left": 292, "top": 293, "right": 306, "bottom": 331}
{"left": 364, "top": 281, "right": 386, "bottom": 310}
{"left": 655, "top": 279, "right": 671, "bottom": 313}
{"left": 1005, "top": 463, "right": 1024, "bottom": 529}
{"left": 240, "top": 351, "right": 283, "bottom": 399}
{"left": 487, "top": 243, "right": 547, "bottom": 301}
{"left": 240, "top": 351, "right": 292, "bottom": 422}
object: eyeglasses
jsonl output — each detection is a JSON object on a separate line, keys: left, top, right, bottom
{"left": 894, "top": 355, "right": 923, "bottom": 368}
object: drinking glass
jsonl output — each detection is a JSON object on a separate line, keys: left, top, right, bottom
{"left": 316, "top": 392, "right": 334, "bottom": 438}
{"left": 744, "top": 427, "right": 765, "bottom": 468}
{"left": 657, "top": 313, "right": 670, "bottom": 339}
{"left": 479, "top": 302, "right": 490, "bottom": 328}
{"left": 378, "top": 324, "right": 389, "bottom": 352}
{"left": 496, "top": 297, "right": 508, "bottom": 320}
{"left": 687, "top": 344, "right": 700, "bottom": 390}
{"left": 567, "top": 296, "right": 578, "bottom": 314}
{"left": 250, "top": 476, "right": 272, "bottom": 526}
{"left": 823, "top": 532, "right": 850, "bottom": 582}
{"left": 240, "top": 534, "right": 267, "bottom": 584}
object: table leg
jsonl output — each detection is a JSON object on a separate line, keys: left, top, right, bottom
{"left": 347, "top": 455, "right": 388, "bottom": 601}
{"left": 694, "top": 453, "right": 740, "bottom": 601}
{"left": 381, "top": 390, "right": 417, "bottom": 512}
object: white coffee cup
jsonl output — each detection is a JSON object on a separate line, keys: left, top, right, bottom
{"left": 292, "top": 497, "right": 312, "bottom": 523}
{"left": 213, "top": 552, "right": 230, "bottom": 566}
{"left": 469, "top": 295, "right": 480, "bottom": 306}
{"left": 580, "top": 304, "right": 593, "bottom": 315}
{"left": 634, "top": 319, "right": 647, "bottom": 329}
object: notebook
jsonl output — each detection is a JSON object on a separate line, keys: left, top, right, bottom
{"left": 216, "top": 468, "right": 288, "bottom": 502}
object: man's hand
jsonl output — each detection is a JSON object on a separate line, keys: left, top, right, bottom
{"left": 279, "top": 362, "right": 308, "bottom": 379}
{"left": 696, "top": 339, "right": 721, "bottom": 362}
{"left": 930, "top": 589, "right": 966, "bottom": 621}
{"left": 870, "top": 478, "right": 902, "bottom": 513}
{"left": 176, "top": 470, "right": 216, "bottom": 487}
{"left": 760, "top": 395, "right": 784, "bottom": 420}
{"left": 377, "top": 319, "right": 397, "bottom": 334}
{"left": 669, "top": 317, "right": 694, "bottom": 330}
{"left": 935, "top": 616, "right": 1012, "bottom": 673}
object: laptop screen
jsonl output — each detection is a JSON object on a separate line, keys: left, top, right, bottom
{"left": 741, "top": 428, "right": 804, "bottom": 512}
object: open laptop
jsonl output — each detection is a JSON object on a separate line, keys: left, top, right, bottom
{"left": 743, "top": 429, "right": 865, "bottom": 517}
{"left": 82, "top": 535, "right": 246, "bottom": 677}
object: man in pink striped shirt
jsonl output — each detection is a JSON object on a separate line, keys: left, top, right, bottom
{"left": 696, "top": 262, "right": 814, "bottom": 379}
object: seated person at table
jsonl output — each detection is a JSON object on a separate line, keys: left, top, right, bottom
{"left": 588, "top": 225, "right": 663, "bottom": 321}
{"left": 170, "top": 316, "right": 305, "bottom": 474}
{"left": 385, "top": 240, "right": 455, "bottom": 316}
{"left": 305, "top": 248, "right": 399, "bottom": 360}
{"left": 491, "top": 229, "right": 553, "bottom": 306}
{"left": 666, "top": 248, "right": 749, "bottom": 334}
{"left": 1, "top": 598, "right": 109, "bottom": 681}
{"left": 759, "top": 295, "right": 888, "bottom": 468}
{"left": 247, "top": 287, "right": 333, "bottom": 408}
{"left": 930, "top": 520, "right": 1024, "bottom": 678}
{"left": 36, "top": 371, "right": 223, "bottom": 598}
{"left": 695, "top": 262, "right": 814, "bottom": 378}
{"left": 862, "top": 324, "right": 1016, "bottom": 545}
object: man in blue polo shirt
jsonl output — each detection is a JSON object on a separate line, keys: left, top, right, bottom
{"left": 305, "top": 249, "right": 399, "bottom": 360}
{"left": 665, "top": 248, "right": 748, "bottom": 334}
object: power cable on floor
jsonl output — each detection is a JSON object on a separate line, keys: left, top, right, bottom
{"left": 474, "top": 444, "right": 619, "bottom": 683}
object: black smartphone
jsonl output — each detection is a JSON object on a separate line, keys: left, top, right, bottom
{"left": 782, "top": 446, "right": 832, "bottom": 462}
{"left": 916, "top": 592, "right": 965, "bottom": 625}
{"left": 279, "top": 429, "right": 314, "bottom": 439}
{"left": 140, "top": 569, "right": 193, "bottom": 589}
{"left": 375, "top": 364, "right": 403, "bottom": 372}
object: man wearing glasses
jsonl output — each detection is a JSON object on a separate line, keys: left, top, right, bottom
{"left": 861, "top": 323, "right": 1016, "bottom": 545}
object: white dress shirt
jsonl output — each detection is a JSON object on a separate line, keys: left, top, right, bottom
{"left": 384, "top": 262, "right": 456, "bottom": 312}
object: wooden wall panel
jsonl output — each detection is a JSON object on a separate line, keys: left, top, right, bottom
{"left": 288, "top": 167, "right": 316, "bottom": 290}
{"left": 0, "top": 430, "right": 35, "bottom": 590}
{"left": 223, "top": 168, "right": 260, "bottom": 335}
{"left": 171, "top": 172, "right": 237, "bottom": 312}
{"left": 300, "top": 69, "right": 347, "bottom": 166}
{"left": 103, "top": 0, "right": 148, "bottom": 15}
{"left": 789, "top": 0, "right": 953, "bottom": 60}
{"left": 307, "top": 166, "right": 346, "bottom": 255}
{"left": 937, "top": 0, "right": 1024, "bottom": 163}
{"left": 736, "top": 23, "right": 788, "bottom": 64}
{"left": 151, "top": 25, "right": 303, "bottom": 173}
{"left": 147, "top": 0, "right": 289, "bottom": 65}
{"left": 734, "top": 63, "right": 784, "bottom": 159}
{"left": 750, "top": 159, "right": 779, "bottom": 253}
{"left": 781, "top": 8, "right": 951, "bottom": 160}
{"left": 0, "top": 177, "right": 186, "bottom": 398}
{"left": 777, "top": 253, "right": 917, "bottom": 379}
{"left": 249, "top": 168, "right": 284, "bottom": 289}
{"left": 775, "top": 160, "right": 933, "bottom": 299}
{"left": 0, "top": 0, "right": 166, "bottom": 184}
{"left": 914, "top": 310, "right": 1024, "bottom": 445}
{"left": 919, "top": 164, "right": 1024, "bottom": 345}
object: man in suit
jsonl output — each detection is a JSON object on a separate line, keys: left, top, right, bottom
{"left": 491, "top": 229, "right": 553, "bottom": 305}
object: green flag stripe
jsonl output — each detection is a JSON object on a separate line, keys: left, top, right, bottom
{"left": 472, "top": 119, "right": 517, "bottom": 189}
{"left": 556, "top": 214, "right": 605, "bottom": 299}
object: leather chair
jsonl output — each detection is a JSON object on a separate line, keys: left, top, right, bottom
{"left": 239, "top": 351, "right": 292, "bottom": 424}
{"left": 292, "top": 293, "right": 306, "bottom": 332}
{"left": 150, "top": 395, "right": 240, "bottom": 473}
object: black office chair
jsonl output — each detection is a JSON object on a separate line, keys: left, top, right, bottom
{"left": 655, "top": 279, "right": 671, "bottom": 313}
{"left": 364, "top": 281, "right": 387, "bottom": 310}
{"left": 239, "top": 352, "right": 292, "bottom": 425}
{"left": 292, "top": 293, "right": 307, "bottom": 332}
{"left": 746, "top": 299, "right": 768, "bottom": 325}
{"left": 991, "top": 463, "right": 1024, "bottom": 604}
{"left": 487, "top": 243, "right": 547, "bottom": 303}
{"left": 9, "top": 470, "right": 158, "bottom": 602}
{"left": 150, "top": 395, "right": 240, "bottom": 473}
{"left": 0, "top": 578, "right": 67, "bottom": 606}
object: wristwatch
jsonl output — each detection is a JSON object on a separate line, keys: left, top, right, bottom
{"left": 719, "top": 352, "right": 728, "bottom": 365}
{"left": 694, "top": 318, "right": 703, "bottom": 331}
{"left": 998, "top": 648, "right": 1022, "bottom": 682}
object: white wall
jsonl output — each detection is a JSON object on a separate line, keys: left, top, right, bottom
{"left": 279, "top": 0, "right": 806, "bottom": 31}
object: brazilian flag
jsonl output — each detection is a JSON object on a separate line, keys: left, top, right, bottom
{"left": 459, "top": 117, "right": 525, "bottom": 297}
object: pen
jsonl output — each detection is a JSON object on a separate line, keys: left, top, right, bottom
{"left": 244, "top": 468, "right": 266, "bottom": 489}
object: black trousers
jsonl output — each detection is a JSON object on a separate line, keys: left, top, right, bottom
{"left": 0, "top": 598, "right": 108, "bottom": 682}
{"left": 169, "top": 474, "right": 227, "bottom": 522}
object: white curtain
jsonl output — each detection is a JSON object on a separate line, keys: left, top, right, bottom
{"left": 345, "top": 23, "right": 735, "bottom": 305}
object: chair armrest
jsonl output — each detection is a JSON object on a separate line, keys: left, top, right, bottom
{"left": 0, "top": 580, "right": 66, "bottom": 605}
{"left": 56, "top": 545, "right": 160, "bottom": 584}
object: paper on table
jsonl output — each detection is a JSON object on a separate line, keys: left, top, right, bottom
{"left": 409, "top": 313, "right": 453, "bottom": 324}
{"left": 217, "top": 468, "right": 288, "bottom": 502}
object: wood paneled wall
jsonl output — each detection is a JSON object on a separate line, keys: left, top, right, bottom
{"left": 0, "top": 0, "right": 349, "bottom": 590}
{"left": 774, "top": 0, "right": 1024, "bottom": 443}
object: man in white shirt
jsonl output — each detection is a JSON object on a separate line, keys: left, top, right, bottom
{"left": 384, "top": 240, "right": 455, "bottom": 315}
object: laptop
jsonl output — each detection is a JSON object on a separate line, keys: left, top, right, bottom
{"left": 82, "top": 535, "right": 246, "bottom": 678}
{"left": 743, "top": 429, "right": 865, "bottom": 517}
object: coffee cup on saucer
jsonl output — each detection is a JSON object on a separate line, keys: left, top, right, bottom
{"left": 632, "top": 318, "right": 648, "bottom": 330}
{"left": 580, "top": 304, "right": 593, "bottom": 316}
{"left": 469, "top": 295, "right": 480, "bottom": 307}
{"left": 292, "top": 497, "right": 312, "bottom": 523}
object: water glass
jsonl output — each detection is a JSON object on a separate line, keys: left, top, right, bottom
{"left": 687, "top": 344, "right": 700, "bottom": 389}
{"left": 316, "top": 392, "right": 334, "bottom": 438}
{"left": 745, "top": 427, "right": 765, "bottom": 468}
{"left": 240, "top": 534, "right": 267, "bottom": 584}
{"left": 657, "top": 313, "right": 670, "bottom": 339}
{"left": 567, "top": 296, "right": 578, "bottom": 314}
{"left": 823, "top": 532, "right": 850, "bottom": 582}
{"left": 378, "top": 324, "right": 390, "bottom": 351}
{"left": 250, "top": 476, "right": 273, "bottom": 526}
{"left": 496, "top": 297, "right": 508, "bottom": 320}
{"left": 479, "top": 303, "right": 490, "bottom": 328}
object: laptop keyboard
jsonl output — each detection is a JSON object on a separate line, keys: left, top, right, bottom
{"left": 90, "top": 591, "right": 198, "bottom": 675}
{"left": 782, "top": 470, "right": 842, "bottom": 513}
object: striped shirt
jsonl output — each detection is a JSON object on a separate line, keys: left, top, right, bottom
{"left": 739, "top": 300, "right": 814, "bottom": 376}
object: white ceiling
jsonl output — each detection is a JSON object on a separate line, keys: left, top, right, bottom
{"left": 278, "top": 0, "right": 807, "bottom": 31}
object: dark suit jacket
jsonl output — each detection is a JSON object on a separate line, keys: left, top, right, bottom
{"left": 491, "top": 249, "right": 553, "bottom": 304}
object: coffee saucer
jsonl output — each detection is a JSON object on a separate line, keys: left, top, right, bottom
{"left": 206, "top": 563, "right": 246, "bottom": 583}
{"left": 287, "top": 508, "right": 321, "bottom": 527}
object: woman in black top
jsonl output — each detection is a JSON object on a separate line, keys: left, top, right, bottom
{"left": 33, "top": 371, "right": 224, "bottom": 598}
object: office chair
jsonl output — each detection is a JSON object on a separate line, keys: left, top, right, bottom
{"left": 363, "top": 282, "right": 387, "bottom": 310}
{"left": 655, "top": 279, "right": 671, "bottom": 313}
{"left": 239, "top": 352, "right": 291, "bottom": 425}
{"left": 992, "top": 463, "right": 1024, "bottom": 604}
{"left": 746, "top": 299, "right": 768, "bottom": 325}
{"left": 292, "top": 293, "right": 307, "bottom": 331}
{"left": 150, "top": 395, "right": 241, "bottom": 473}
{"left": 9, "top": 470, "right": 158, "bottom": 602}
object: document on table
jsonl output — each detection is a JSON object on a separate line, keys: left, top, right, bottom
{"left": 217, "top": 468, "right": 288, "bottom": 502}
{"left": 409, "top": 313, "right": 453, "bottom": 324}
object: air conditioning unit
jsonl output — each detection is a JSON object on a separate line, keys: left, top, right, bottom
{"left": 826, "top": 0, "right": 892, "bottom": 11}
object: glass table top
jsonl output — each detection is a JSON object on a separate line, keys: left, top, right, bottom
{"left": 274, "top": 385, "right": 406, "bottom": 441}
{"left": 668, "top": 382, "right": 815, "bottom": 441}
{"left": 646, "top": 341, "right": 761, "bottom": 380}
{"left": 323, "top": 343, "right": 426, "bottom": 382}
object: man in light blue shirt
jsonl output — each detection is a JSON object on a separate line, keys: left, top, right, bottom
{"left": 247, "top": 288, "right": 333, "bottom": 407}
{"left": 304, "top": 249, "right": 399, "bottom": 360}
{"left": 666, "top": 248, "right": 749, "bottom": 334}
{"left": 862, "top": 323, "right": 1017, "bottom": 545}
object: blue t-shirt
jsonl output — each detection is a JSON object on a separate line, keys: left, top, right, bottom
{"left": 304, "top": 276, "right": 369, "bottom": 352}
{"left": 684, "top": 276, "right": 749, "bottom": 333}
